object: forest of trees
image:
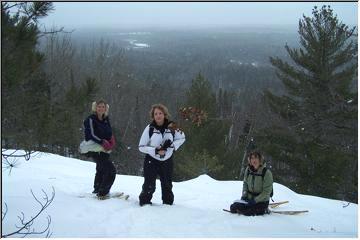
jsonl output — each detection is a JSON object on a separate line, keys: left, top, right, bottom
{"left": 2, "top": 2, "right": 357, "bottom": 203}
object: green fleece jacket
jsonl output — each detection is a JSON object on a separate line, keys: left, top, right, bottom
{"left": 242, "top": 162, "right": 273, "bottom": 203}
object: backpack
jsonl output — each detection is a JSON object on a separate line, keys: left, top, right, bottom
{"left": 148, "top": 125, "right": 175, "bottom": 139}
{"left": 245, "top": 167, "right": 274, "bottom": 201}
{"left": 149, "top": 126, "right": 155, "bottom": 138}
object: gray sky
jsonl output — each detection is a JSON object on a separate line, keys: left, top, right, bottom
{"left": 40, "top": 2, "right": 358, "bottom": 29}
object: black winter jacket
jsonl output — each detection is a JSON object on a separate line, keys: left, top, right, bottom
{"left": 84, "top": 114, "right": 112, "bottom": 144}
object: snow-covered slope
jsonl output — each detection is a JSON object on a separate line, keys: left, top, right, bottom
{"left": 2, "top": 151, "right": 357, "bottom": 237}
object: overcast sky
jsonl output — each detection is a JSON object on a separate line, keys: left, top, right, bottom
{"left": 40, "top": 2, "right": 358, "bottom": 29}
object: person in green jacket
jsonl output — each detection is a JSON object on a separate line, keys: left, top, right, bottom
{"left": 230, "top": 150, "right": 273, "bottom": 216}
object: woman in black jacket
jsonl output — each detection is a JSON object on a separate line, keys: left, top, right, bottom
{"left": 80, "top": 99, "right": 116, "bottom": 199}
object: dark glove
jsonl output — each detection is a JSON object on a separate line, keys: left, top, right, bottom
{"left": 162, "top": 139, "right": 173, "bottom": 150}
{"left": 241, "top": 196, "right": 248, "bottom": 201}
{"left": 159, "top": 140, "right": 172, "bottom": 159}
{"left": 247, "top": 199, "right": 256, "bottom": 206}
{"left": 155, "top": 147, "right": 166, "bottom": 158}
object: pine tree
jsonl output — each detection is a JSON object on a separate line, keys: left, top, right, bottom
{"left": 2, "top": 3, "right": 99, "bottom": 155}
{"left": 52, "top": 74, "right": 99, "bottom": 156}
{"left": 176, "top": 150, "right": 223, "bottom": 177}
{"left": 186, "top": 72, "right": 216, "bottom": 118}
{"left": 2, "top": 2, "right": 55, "bottom": 150}
{"left": 262, "top": 5, "right": 357, "bottom": 202}
{"left": 175, "top": 73, "right": 229, "bottom": 180}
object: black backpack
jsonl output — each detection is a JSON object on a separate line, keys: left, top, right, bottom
{"left": 149, "top": 126, "right": 155, "bottom": 138}
{"left": 148, "top": 126, "right": 175, "bottom": 139}
{"left": 245, "top": 167, "right": 274, "bottom": 200}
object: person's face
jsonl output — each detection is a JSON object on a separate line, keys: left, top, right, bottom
{"left": 154, "top": 108, "right": 165, "bottom": 125}
{"left": 250, "top": 155, "right": 260, "bottom": 170}
{"left": 96, "top": 103, "right": 106, "bottom": 116}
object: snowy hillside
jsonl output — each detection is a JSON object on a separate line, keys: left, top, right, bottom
{"left": 2, "top": 150, "right": 357, "bottom": 237}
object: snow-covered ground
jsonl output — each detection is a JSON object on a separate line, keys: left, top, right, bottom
{"left": 2, "top": 150, "right": 358, "bottom": 237}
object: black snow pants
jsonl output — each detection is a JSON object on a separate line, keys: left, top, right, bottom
{"left": 230, "top": 201, "right": 269, "bottom": 216}
{"left": 139, "top": 154, "right": 174, "bottom": 205}
{"left": 90, "top": 152, "right": 116, "bottom": 196}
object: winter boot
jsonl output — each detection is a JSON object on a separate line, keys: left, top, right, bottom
{"left": 97, "top": 191, "right": 109, "bottom": 200}
{"left": 139, "top": 200, "right": 152, "bottom": 206}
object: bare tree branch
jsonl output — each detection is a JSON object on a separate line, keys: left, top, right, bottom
{"left": 38, "top": 24, "right": 75, "bottom": 36}
{"left": 342, "top": 202, "right": 351, "bottom": 208}
{"left": 2, "top": 150, "right": 40, "bottom": 175}
{"left": 2, "top": 150, "right": 37, "bottom": 160}
{"left": 2, "top": 155, "right": 20, "bottom": 176}
{"left": 2, "top": 187, "right": 55, "bottom": 238}
{"left": 2, "top": 203, "right": 8, "bottom": 221}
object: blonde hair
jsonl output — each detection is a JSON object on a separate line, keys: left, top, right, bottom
{"left": 149, "top": 103, "right": 171, "bottom": 120}
{"left": 91, "top": 99, "right": 109, "bottom": 116}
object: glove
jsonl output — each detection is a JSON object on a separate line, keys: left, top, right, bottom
{"left": 108, "top": 135, "right": 116, "bottom": 149}
{"left": 155, "top": 147, "right": 166, "bottom": 158}
{"left": 161, "top": 139, "right": 173, "bottom": 150}
{"left": 247, "top": 199, "right": 256, "bottom": 206}
{"left": 241, "top": 196, "right": 248, "bottom": 201}
{"left": 157, "top": 140, "right": 172, "bottom": 159}
{"left": 102, "top": 139, "right": 112, "bottom": 151}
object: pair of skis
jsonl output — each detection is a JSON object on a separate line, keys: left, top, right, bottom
{"left": 223, "top": 201, "right": 309, "bottom": 215}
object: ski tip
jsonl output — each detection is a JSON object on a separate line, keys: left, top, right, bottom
{"left": 271, "top": 210, "right": 309, "bottom": 215}
{"left": 269, "top": 201, "right": 290, "bottom": 208}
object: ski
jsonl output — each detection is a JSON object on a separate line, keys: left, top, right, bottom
{"left": 223, "top": 208, "right": 308, "bottom": 215}
{"left": 121, "top": 194, "right": 130, "bottom": 200}
{"left": 270, "top": 210, "right": 309, "bottom": 215}
{"left": 98, "top": 192, "right": 130, "bottom": 200}
{"left": 269, "top": 201, "right": 289, "bottom": 208}
{"left": 78, "top": 191, "right": 129, "bottom": 200}
{"left": 97, "top": 191, "right": 123, "bottom": 200}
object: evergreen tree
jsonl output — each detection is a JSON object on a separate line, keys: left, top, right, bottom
{"left": 177, "top": 150, "right": 223, "bottom": 177}
{"left": 262, "top": 5, "right": 357, "bottom": 202}
{"left": 2, "top": 3, "right": 99, "bottom": 155}
{"left": 186, "top": 72, "right": 216, "bottom": 117}
{"left": 52, "top": 75, "right": 99, "bottom": 156}
{"left": 2, "top": 2, "right": 55, "bottom": 150}
{"left": 175, "top": 73, "right": 229, "bottom": 180}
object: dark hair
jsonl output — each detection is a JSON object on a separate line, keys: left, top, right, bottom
{"left": 248, "top": 151, "right": 262, "bottom": 160}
